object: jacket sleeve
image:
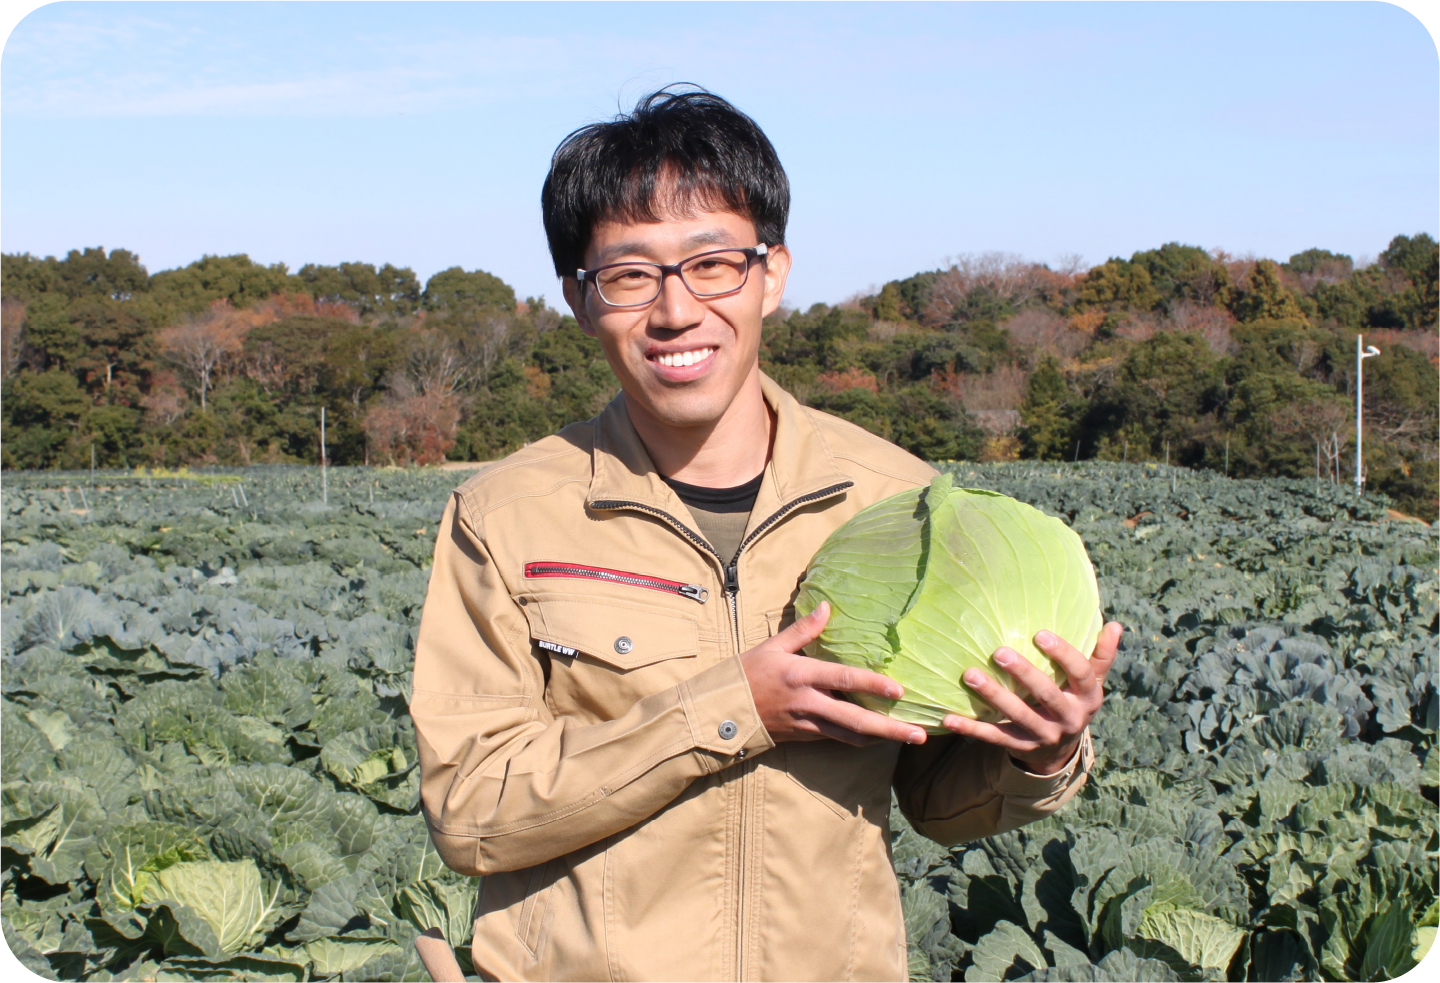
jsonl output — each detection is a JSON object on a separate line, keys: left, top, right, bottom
{"left": 892, "top": 727, "right": 1094, "bottom": 846}
{"left": 409, "top": 495, "right": 772, "bottom": 876}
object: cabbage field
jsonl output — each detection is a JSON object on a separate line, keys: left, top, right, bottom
{"left": 2, "top": 463, "right": 1435, "bottom": 982}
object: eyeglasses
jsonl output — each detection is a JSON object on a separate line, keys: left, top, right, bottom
{"left": 577, "top": 244, "right": 768, "bottom": 308}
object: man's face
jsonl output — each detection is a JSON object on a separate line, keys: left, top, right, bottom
{"left": 563, "top": 207, "right": 791, "bottom": 433}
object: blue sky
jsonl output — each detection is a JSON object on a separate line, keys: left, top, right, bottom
{"left": 1, "top": 1, "right": 1436, "bottom": 309}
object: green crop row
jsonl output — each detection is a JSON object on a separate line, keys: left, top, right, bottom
{"left": 2, "top": 464, "right": 1434, "bottom": 981}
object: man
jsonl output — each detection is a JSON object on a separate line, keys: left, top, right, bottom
{"left": 410, "top": 86, "right": 1121, "bottom": 982}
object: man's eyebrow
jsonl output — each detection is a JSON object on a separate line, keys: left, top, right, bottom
{"left": 594, "top": 229, "right": 742, "bottom": 264}
{"left": 681, "top": 229, "right": 740, "bottom": 249}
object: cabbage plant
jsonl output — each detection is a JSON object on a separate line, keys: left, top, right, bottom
{"left": 796, "top": 473, "right": 1102, "bottom": 729}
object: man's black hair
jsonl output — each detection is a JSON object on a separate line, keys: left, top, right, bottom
{"left": 542, "top": 85, "right": 789, "bottom": 278}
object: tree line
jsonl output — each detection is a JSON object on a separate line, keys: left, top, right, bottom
{"left": 2, "top": 234, "right": 1435, "bottom": 518}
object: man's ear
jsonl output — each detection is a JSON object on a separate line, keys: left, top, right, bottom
{"left": 561, "top": 277, "right": 597, "bottom": 337}
{"left": 760, "top": 244, "right": 792, "bottom": 319}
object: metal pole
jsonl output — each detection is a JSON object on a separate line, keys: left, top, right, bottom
{"left": 321, "top": 406, "right": 328, "bottom": 506}
{"left": 1355, "top": 335, "right": 1362, "bottom": 490}
{"left": 1355, "top": 336, "right": 1380, "bottom": 492}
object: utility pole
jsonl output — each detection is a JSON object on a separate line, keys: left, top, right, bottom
{"left": 1354, "top": 335, "right": 1380, "bottom": 492}
{"left": 320, "top": 406, "right": 328, "bottom": 506}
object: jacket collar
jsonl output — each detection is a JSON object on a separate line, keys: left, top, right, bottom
{"left": 587, "top": 373, "right": 853, "bottom": 527}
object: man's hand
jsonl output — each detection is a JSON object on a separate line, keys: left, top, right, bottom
{"left": 742, "top": 601, "right": 928, "bottom": 747}
{"left": 942, "top": 622, "right": 1123, "bottom": 775}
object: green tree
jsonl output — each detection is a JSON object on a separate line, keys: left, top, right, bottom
{"left": 149, "top": 254, "right": 293, "bottom": 314}
{"left": 874, "top": 282, "right": 903, "bottom": 322}
{"left": 51, "top": 247, "right": 150, "bottom": 300}
{"left": 890, "top": 271, "right": 939, "bottom": 322}
{"left": 65, "top": 298, "right": 157, "bottom": 396}
{"left": 808, "top": 387, "right": 891, "bottom": 440}
{"left": 1130, "top": 243, "right": 1230, "bottom": 309}
{"left": 1285, "top": 248, "right": 1353, "bottom": 278}
{"left": 296, "top": 262, "right": 421, "bottom": 316}
{"left": 86, "top": 404, "right": 143, "bottom": 467}
{"left": 1312, "top": 274, "right": 1379, "bottom": 331}
{"left": 422, "top": 267, "right": 515, "bottom": 312}
{"left": 1018, "top": 358, "right": 1079, "bottom": 460}
{"left": 1075, "top": 259, "right": 1160, "bottom": 312}
{"left": 1086, "top": 332, "right": 1225, "bottom": 464}
{"left": 2, "top": 252, "right": 62, "bottom": 301}
{"left": 1, "top": 369, "right": 90, "bottom": 468}
{"left": 1378, "top": 233, "right": 1438, "bottom": 331}
{"left": 1229, "top": 260, "right": 1308, "bottom": 324}
{"left": 890, "top": 385, "right": 983, "bottom": 461}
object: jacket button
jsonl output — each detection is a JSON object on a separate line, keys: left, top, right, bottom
{"left": 614, "top": 636, "right": 634, "bottom": 655}
{"left": 718, "top": 720, "right": 738, "bottom": 740}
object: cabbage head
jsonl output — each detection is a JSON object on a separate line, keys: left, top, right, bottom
{"left": 795, "top": 473, "right": 1102, "bottom": 731}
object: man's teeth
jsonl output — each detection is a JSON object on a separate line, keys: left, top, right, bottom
{"left": 654, "top": 348, "right": 715, "bottom": 368}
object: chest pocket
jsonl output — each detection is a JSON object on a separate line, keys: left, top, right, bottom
{"left": 520, "top": 592, "right": 702, "bottom": 723}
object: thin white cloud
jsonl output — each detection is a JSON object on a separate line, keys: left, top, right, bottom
{"left": 3, "top": 5, "right": 1117, "bottom": 119}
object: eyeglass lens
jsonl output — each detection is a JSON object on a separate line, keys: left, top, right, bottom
{"left": 595, "top": 250, "right": 752, "bottom": 306}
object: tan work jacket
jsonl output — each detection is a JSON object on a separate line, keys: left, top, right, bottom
{"left": 411, "top": 375, "right": 1094, "bottom": 982}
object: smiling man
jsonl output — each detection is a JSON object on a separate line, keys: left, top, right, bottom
{"left": 410, "top": 87, "right": 1121, "bottom": 982}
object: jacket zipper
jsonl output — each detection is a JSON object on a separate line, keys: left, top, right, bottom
{"left": 593, "top": 480, "right": 853, "bottom": 981}
{"left": 523, "top": 561, "right": 709, "bottom": 602}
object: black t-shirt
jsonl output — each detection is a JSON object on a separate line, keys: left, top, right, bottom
{"left": 661, "top": 471, "right": 763, "bottom": 563}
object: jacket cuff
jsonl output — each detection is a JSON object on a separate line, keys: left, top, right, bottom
{"left": 679, "top": 654, "right": 774, "bottom": 768}
{"left": 991, "top": 727, "right": 1093, "bottom": 797}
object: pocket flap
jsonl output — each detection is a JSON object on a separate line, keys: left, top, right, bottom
{"left": 521, "top": 593, "right": 700, "bottom": 670}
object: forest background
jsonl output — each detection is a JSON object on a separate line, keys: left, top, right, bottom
{"left": 2, "top": 234, "right": 1436, "bottom": 520}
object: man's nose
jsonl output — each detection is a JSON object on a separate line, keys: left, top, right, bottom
{"left": 649, "top": 270, "right": 706, "bottom": 329}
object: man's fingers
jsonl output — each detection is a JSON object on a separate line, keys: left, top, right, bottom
{"left": 988, "top": 648, "right": 1075, "bottom": 725}
{"left": 805, "top": 692, "right": 927, "bottom": 744}
{"left": 1088, "top": 622, "right": 1123, "bottom": 687}
{"left": 941, "top": 714, "right": 1037, "bottom": 752}
{"left": 771, "top": 601, "right": 830, "bottom": 654}
{"left": 961, "top": 666, "right": 1059, "bottom": 743}
{"left": 1032, "top": 631, "right": 1095, "bottom": 697}
{"left": 804, "top": 659, "right": 904, "bottom": 702}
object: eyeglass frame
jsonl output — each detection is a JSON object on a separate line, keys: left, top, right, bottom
{"left": 575, "top": 243, "right": 769, "bottom": 308}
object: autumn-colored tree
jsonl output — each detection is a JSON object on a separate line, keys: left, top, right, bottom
{"left": 816, "top": 367, "right": 879, "bottom": 393}
{"left": 363, "top": 392, "right": 460, "bottom": 466}
{"left": 141, "top": 371, "right": 188, "bottom": 425}
{"left": 159, "top": 302, "right": 249, "bottom": 410}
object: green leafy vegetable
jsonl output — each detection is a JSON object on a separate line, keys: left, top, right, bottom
{"left": 797, "top": 473, "right": 1103, "bottom": 728}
